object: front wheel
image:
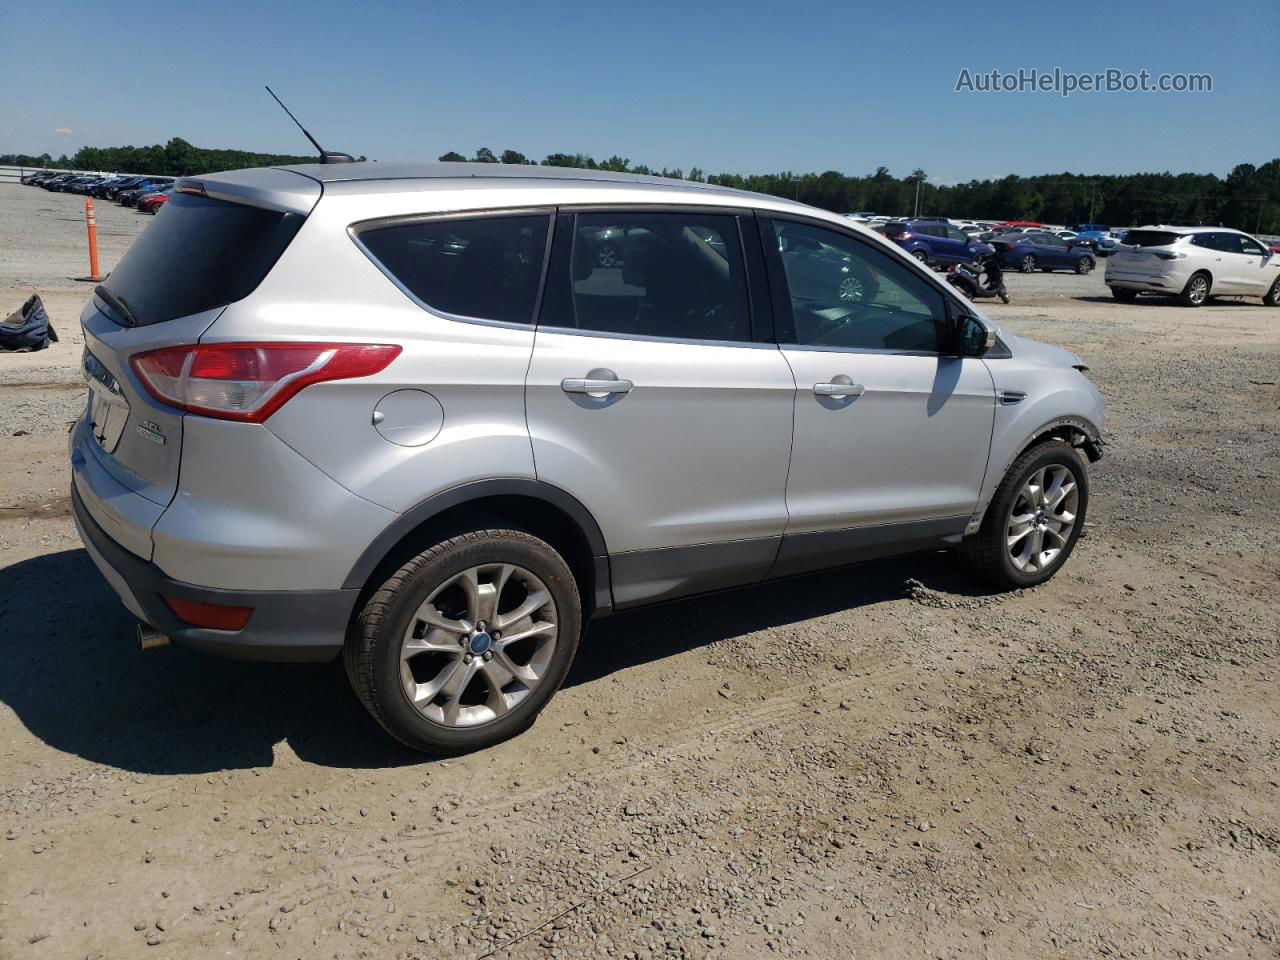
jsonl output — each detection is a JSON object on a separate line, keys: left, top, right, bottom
{"left": 1020, "top": 254, "right": 1037, "bottom": 273}
{"left": 961, "top": 440, "right": 1089, "bottom": 589}
{"left": 346, "top": 529, "right": 582, "bottom": 754}
{"left": 1263, "top": 277, "right": 1280, "bottom": 307}
{"left": 1075, "top": 257, "right": 1094, "bottom": 274}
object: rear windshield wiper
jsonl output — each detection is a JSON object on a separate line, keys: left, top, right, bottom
{"left": 94, "top": 285, "right": 138, "bottom": 327}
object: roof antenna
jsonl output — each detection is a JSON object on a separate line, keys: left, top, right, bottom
{"left": 265, "top": 85, "right": 356, "bottom": 164}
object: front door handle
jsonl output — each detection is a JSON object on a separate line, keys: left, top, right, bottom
{"left": 813, "top": 380, "right": 865, "bottom": 398}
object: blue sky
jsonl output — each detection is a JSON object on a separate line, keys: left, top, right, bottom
{"left": 2, "top": 0, "right": 1275, "bottom": 182}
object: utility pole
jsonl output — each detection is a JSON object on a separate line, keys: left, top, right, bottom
{"left": 791, "top": 176, "right": 801, "bottom": 201}
{"left": 1257, "top": 194, "right": 1267, "bottom": 235}
{"left": 914, "top": 175, "right": 923, "bottom": 217}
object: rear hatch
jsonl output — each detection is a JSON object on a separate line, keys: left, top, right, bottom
{"left": 78, "top": 170, "right": 320, "bottom": 510}
{"left": 1107, "top": 229, "right": 1187, "bottom": 274}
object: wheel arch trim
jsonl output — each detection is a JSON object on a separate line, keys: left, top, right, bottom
{"left": 965, "top": 415, "right": 1103, "bottom": 536}
{"left": 342, "top": 478, "right": 610, "bottom": 592}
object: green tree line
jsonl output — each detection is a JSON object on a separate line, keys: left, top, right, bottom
{"left": 4, "top": 139, "right": 1276, "bottom": 232}
{"left": 439, "top": 146, "right": 1280, "bottom": 233}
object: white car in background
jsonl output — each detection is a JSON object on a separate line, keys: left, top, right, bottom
{"left": 1106, "top": 225, "right": 1280, "bottom": 307}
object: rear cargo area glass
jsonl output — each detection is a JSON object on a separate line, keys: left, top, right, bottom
{"left": 1121, "top": 230, "right": 1185, "bottom": 247}
{"left": 99, "top": 193, "right": 304, "bottom": 326}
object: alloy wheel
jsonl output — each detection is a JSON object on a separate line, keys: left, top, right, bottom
{"left": 1188, "top": 276, "right": 1208, "bottom": 304}
{"left": 399, "top": 563, "right": 558, "bottom": 728}
{"left": 1006, "top": 464, "right": 1079, "bottom": 574}
{"left": 837, "top": 275, "right": 865, "bottom": 302}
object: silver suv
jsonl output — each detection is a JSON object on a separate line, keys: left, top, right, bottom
{"left": 71, "top": 163, "right": 1106, "bottom": 753}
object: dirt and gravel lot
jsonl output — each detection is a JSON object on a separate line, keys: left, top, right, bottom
{"left": 1, "top": 184, "right": 1277, "bottom": 960}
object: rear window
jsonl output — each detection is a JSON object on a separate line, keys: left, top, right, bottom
{"left": 100, "top": 192, "right": 304, "bottom": 326}
{"left": 358, "top": 214, "right": 550, "bottom": 325}
{"left": 1122, "top": 230, "right": 1185, "bottom": 247}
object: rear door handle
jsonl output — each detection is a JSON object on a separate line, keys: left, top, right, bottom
{"left": 561, "top": 378, "right": 633, "bottom": 395}
{"left": 814, "top": 381, "right": 865, "bottom": 398}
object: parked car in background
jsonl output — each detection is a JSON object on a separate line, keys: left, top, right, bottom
{"left": 1073, "top": 228, "right": 1119, "bottom": 257}
{"left": 46, "top": 174, "right": 86, "bottom": 192}
{"left": 71, "top": 162, "right": 1105, "bottom": 753}
{"left": 1105, "top": 226, "right": 1280, "bottom": 306}
{"left": 118, "top": 180, "right": 171, "bottom": 206}
{"left": 102, "top": 176, "right": 152, "bottom": 200}
{"left": 138, "top": 186, "right": 174, "bottom": 214}
{"left": 881, "top": 219, "right": 995, "bottom": 267}
{"left": 775, "top": 221, "right": 880, "bottom": 303}
{"left": 990, "top": 232, "right": 1096, "bottom": 274}
{"left": 1056, "top": 230, "right": 1078, "bottom": 241}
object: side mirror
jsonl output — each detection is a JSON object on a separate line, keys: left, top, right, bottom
{"left": 953, "top": 313, "right": 993, "bottom": 357}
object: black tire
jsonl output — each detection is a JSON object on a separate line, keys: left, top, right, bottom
{"left": 1111, "top": 286, "right": 1138, "bottom": 302}
{"left": 345, "top": 529, "right": 582, "bottom": 755}
{"left": 961, "top": 439, "right": 1089, "bottom": 590}
{"left": 1020, "top": 254, "right": 1037, "bottom": 273}
{"left": 911, "top": 249, "right": 929, "bottom": 264}
{"left": 1178, "top": 271, "right": 1211, "bottom": 307}
{"left": 1075, "top": 257, "right": 1094, "bottom": 275}
{"left": 1264, "top": 277, "right": 1280, "bottom": 307}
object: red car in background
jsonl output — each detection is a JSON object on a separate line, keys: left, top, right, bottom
{"left": 138, "top": 191, "right": 170, "bottom": 215}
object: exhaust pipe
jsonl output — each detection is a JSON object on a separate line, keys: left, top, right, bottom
{"left": 137, "top": 623, "right": 171, "bottom": 650}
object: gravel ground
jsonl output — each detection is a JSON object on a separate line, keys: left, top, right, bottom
{"left": 1, "top": 185, "right": 1278, "bottom": 959}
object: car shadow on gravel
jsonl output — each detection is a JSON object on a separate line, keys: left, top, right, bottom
{"left": 568, "top": 552, "right": 995, "bottom": 688}
{"left": 0, "top": 548, "right": 995, "bottom": 775}
{"left": 0, "top": 549, "right": 424, "bottom": 774}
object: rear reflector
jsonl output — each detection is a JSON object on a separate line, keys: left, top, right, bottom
{"left": 130, "top": 342, "right": 401, "bottom": 422}
{"left": 163, "top": 595, "right": 253, "bottom": 631}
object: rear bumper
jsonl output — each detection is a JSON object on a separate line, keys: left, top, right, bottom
{"left": 72, "top": 485, "right": 355, "bottom": 662}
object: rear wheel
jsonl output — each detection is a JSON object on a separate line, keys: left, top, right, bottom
{"left": 1179, "top": 271, "right": 1210, "bottom": 307}
{"left": 911, "top": 249, "right": 930, "bottom": 266}
{"left": 1075, "top": 257, "right": 1094, "bottom": 274}
{"left": 961, "top": 440, "right": 1088, "bottom": 589}
{"left": 1020, "top": 254, "right": 1037, "bottom": 273}
{"left": 1264, "top": 277, "right": 1280, "bottom": 307}
{"left": 346, "top": 529, "right": 582, "bottom": 754}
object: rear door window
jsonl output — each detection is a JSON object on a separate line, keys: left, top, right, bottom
{"left": 539, "top": 211, "right": 751, "bottom": 342}
{"left": 358, "top": 214, "right": 551, "bottom": 325}
{"left": 99, "top": 192, "right": 305, "bottom": 326}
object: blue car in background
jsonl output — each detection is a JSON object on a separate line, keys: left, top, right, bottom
{"left": 1071, "top": 224, "right": 1120, "bottom": 256}
{"left": 880, "top": 218, "right": 994, "bottom": 267}
{"left": 991, "top": 232, "right": 1097, "bottom": 274}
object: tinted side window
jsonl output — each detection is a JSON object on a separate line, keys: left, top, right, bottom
{"left": 1190, "top": 233, "right": 1217, "bottom": 249}
{"left": 359, "top": 214, "right": 550, "bottom": 325}
{"left": 545, "top": 212, "right": 750, "bottom": 342}
{"left": 769, "top": 220, "right": 945, "bottom": 352}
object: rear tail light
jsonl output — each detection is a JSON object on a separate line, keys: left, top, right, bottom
{"left": 163, "top": 594, "right": 252, "bottom": 631}
{"left": 130, "top": 342, "right": 401, "bottom": 422}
